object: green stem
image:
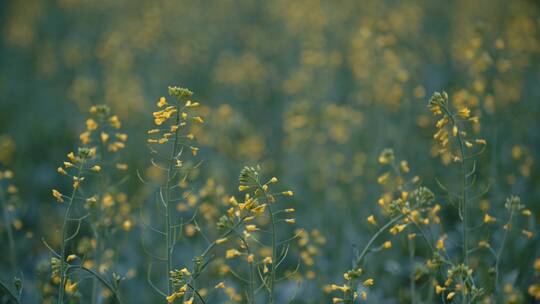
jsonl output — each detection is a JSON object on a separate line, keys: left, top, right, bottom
{"left": 409, "top": 237, "right": 416, "bottom": 303}
{"left": 494, "top": 210, "right": 514, "bottom": 300}
{"left": 65, "top": 265, "right": 123, "bottom": 304}
{"left": 0, "top": 184, "right": 17, "bottom": 273}
{"left": 345, "top": 215, "right": 404, "bottom": 304}
{"left": 164, "top": 106, "right": 181, "bottom": 296}
{"left": 58, "top": 164, "right": 83, "bottom": 304}
{"left": 0, "top": 279, "right": 20, "bottom": 304}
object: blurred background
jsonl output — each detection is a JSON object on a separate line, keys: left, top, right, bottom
{"left": 0, "top": 0, "right": 539, "bottom": 302}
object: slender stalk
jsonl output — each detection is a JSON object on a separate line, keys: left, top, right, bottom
{"left": 0, "top": 185, "right": 17, "bottom": 273}
{"left": 164, "top": 105, "right": 181, "bottom": 296}
{"left": 65, "top": 265, "right": 123, "bottom": 304}
{"left": 408, "top": 237, "right": 416, "bottom": 303}
{"left": 0, "top": 279, "right": 20, "bottom": 304}
{"left": 92, "top": 129, "right": 109, "bottom": 304}
{"left": 494, "top": 210, "right": 514, "bottom": 299}
{"left": 344, "top": 215, "right": 404, "bottom": 304}
{"left": 255, "top": 183, "right": 277, "bottom": 303}
{"left": 442, "top": 105, "right": 469, "bottom": 304}
{"left": 58, "top": 164, "right": 83, "bottom": 304}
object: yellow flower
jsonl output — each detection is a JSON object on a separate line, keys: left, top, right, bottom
{"left": 166, "top": 293, "right": 177, "bottom": 303}
{"left": 245, "top": 225, "right": 258, "bottom": 232}
{"left": 285, "top": 218, "right": 296, "bottom": 224}
{"left": 192, "top": 116, "right": 204, "bottom": 124}
{"left": 330, "top": 284, "right": 349, "bottom": 292}
{"left": 382, "top": 241, "right": 392, "bottom": 249}
{"left": 360, "top": 291, "right": 367, "bottom": 300}
{"left": 377, "top": 172, "right": 390, "bottom": 185}
{"left": 115, "top": 133, "right": 128, "bottom": 142}
{"left": 122, "top": 220, "right": 132, "bottom": 231}
{"left": 363, "top": 278, "right": 374, "bottom": 286}
{"left": 190, "top": 146, "right": 199, "bottom": 156}
{"left": 436, "top": 235, "right": 447, "bottom": 250}
{"left": 332, "top": 298, "right": 344, "bottom": 304}
{"left": 478, "top": 240, "right": 489, "bottom": 248}
{"left": 116, "top": 163, "right": 128, "bottom": 170}
{"left": 225, "top": 249, "right": 241, "bottom": 259}
{"left": 435, "top": 285, "right": 446, "bottom": 294}
{"left": 483, "top": 213, "right": 496, "bottom": 223}
{"left": 215, "top": 237, "right": 228, "bottom": 245}
{"left": 282, "top": 190, "right": 294, "bottom": 196}
{"left": 109, "top": 115, "right": 121, "bottom": 129}
{"left": 157, "top": 97, "right": 167, "bottom": 107}
{"left": 215, "top": 282, "right": 225, "bottom": 289}
{"left": 52, "top": 189, "right": 64, "bottom": 203}
{"left": 57, "top": 167, "right": 68, "bottom": 175}
{"left": 80, "top": 131, "right": 91, "bottom": 144}
{"left": 66, "top": 254, "right": 77, "bottom": 262}
{"left": 86, "top": 119, "right": 98, "bottom": 131}
{"left": 447, "top": 292, "right": 456, "bottom": 300}
{"left": 270, "top": 177, "right": 278, "bottom": 183}
{"left": 65, "top": 280, "right": 78, "bottom": 293}
{"left": 367, "top": 215, "right": 377, "bottom": 226}
{"left": 458, "top": 108, "right": 470, "bottom": 118}
{"left": 91, "top": 165, "right": 101, "bottom": 172}
{"left": 100, "top": 132, "right": 109, "bottom": 142}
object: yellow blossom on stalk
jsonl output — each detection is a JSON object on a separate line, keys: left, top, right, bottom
{"left": 245, "top": 225, "right": 258, "bottom": 232}
{"left": 458, "top": 108, "right": 470, "bottom": 118}
{"left": 215, "top": 238, "right": 228, "bottom": 245}
{"left": 57, "top": 167, "right": 68, "bottom": 175}
{"left": 435, "top": 285, "right": 445, "bottom": 294}
{"left": 100, "top": 132, "right": 109, "bottom": 142}
{"left": 382, "top": 241, "right": 392, "bottom": 249}
{"left": 86, "top": 119, "right": 98, "bottom": 131}
{"left": 285, "top": 218, "right": 296, "bottom": 224}
{"left": 377, "top": 172, "right": 389, "bottom": 185}
{"left": 215, "top": 282, "right": 225, "bottom": 289}
{"left": 436, "top": 235, "right": 447, "bottom": 250}
{"left": 447, "top": 292, "right": 456, "bottom": 300}
{"left": 192, "top": 116, "right": 204, "bottom": 124}
{"left": 52, "top": 189, "right": 64, "bottom": 202}
{"left": 226, "top": 249, "right": 241, "bottom": 259}
{"left": 363, "top": 278, "right": 374, "bottom": 286}
{"left": 109, "top": 115, "right": 121, "bottom": 128}
{"left": 330, "top": 284, "right": 350, "bottom": 292}
{"left": 66, "top": 254, "right": 77, "bottom": 262}
{"left": 65, "top": 280, "right": 78, "bottom": 293}
{"left": 166, "top": 293, "right": 177, "bottom": 303}
{"left": 367, "top": 215, "right": 377, "bottom": 225}
{"left": 283, "top": 190, "right": 294, "bottom": 196}
{"left": 522, "top": 230, "right": 534, "bottom": 238}
{"left": 478, "top": 241, "right": 489, "bottom": 248}
{"left": 91, "top": 165, "right": 101, "bottom": 172}
{"left": 157, "top": 97, "right": 167, "bottom": 107}
{"left": 483, "top": 213, "right": 496, "bottom": 223}
{"left": 80, "top": 131, "right": 90, "bottom": 144}
{"left": 360, "top": 291, "right": 367, "bottom": 300}
{"left": 122, "top": 220, "right": 132, "bottom": 231}
{"left": 115, "top": 133, "right": 128, "bottom": 141}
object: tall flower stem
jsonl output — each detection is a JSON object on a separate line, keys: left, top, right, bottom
{"left": 58, "top": 164, "right": 83, "bottom": 304}
{"left": 0, "top": 185, "right": 16, "bottom": 273}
